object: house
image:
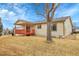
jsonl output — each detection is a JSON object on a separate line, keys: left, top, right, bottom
{"left": 14, "top": 16, "right": 73, "bottom": 37}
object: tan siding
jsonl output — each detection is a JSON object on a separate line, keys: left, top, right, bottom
{"left": 35, "top": 23, "right": 64, "bottom": 37}
{"left": 64, "top": 18, "right": 72, "bottom": 36}
{"left": 51, "top": 23, "right": 64, "bottom": 37}
{"left": 35, "top": 24, "right": 47, "bottom": 36}
{"left": 35, "top": 18, "right": 72, "bottom": 37}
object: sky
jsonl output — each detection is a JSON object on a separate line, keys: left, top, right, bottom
{"left": 0, "top": 3, "right": 79, "bottom": 29}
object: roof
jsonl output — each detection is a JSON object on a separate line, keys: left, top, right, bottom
{"left": 14, "top": 19, "right": 33, "bottom": 25}
{"left": 14, "top": 16, "right": 71, "bottom": 25}
{"left": 53, "top": 16, "right": 70, "bottom": 21}
{"left": 34, "top": 16, "right": 71, "bottom": 24}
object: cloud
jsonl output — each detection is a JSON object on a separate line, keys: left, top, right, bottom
{"left": 55, "top": 4, "right": 79, "bottom": 17}
{"left": 0, "top": 9, "right": 16, "bottom": 16}
{"left": 62, "top": 8, "right": 78, "bottom": 16}
{"left": 0, "top": 9, "right": 8, "bottom": 15}
{"left": 9, "top": 11, "right": 16, "bottom": 16}
{"left": 0, "top": 5, "right": 27, "bottom": 23}
{"left": 12, "top": 4, "right": 26, "bottom": 14}
{"left": 0, "top": 9, "right": 17, "bottom": 22}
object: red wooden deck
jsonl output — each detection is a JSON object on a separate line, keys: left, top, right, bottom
{"left": 14, "top": 29, "right": 35, "bottom": 35}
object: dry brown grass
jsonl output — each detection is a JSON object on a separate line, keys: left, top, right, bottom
{"left": 0, "top": 34, "right": 79, "bottom": 56}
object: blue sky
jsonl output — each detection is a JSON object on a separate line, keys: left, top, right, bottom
{"left": 0, "top": 3, "right": 79, "bottom": 29}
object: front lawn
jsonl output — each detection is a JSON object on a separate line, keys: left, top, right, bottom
{"left": 0, "top": 34, "right": 79, "bottom": 56}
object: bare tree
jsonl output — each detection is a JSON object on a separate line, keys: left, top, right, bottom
{"left": 35, "top": 3, "right": 60, "bottom": 43}
{"left": 0, "top": 18, "right": 3, "bottom": 36}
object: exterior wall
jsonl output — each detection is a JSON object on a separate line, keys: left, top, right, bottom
{"left": 51, "top": 22, "right": 64, "bottom": 37}
{"left": 35, "top": 22, "right": 64, "bottom": 37}
{"left": 35, "top": 24, "right": 47, "bottom": 36}
{"left": 64, "top": 18, "right": 72, "bottom": 36}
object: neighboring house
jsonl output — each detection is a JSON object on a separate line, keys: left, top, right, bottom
{"left": 14, "top": 16, "right": 73, "bottom": 37}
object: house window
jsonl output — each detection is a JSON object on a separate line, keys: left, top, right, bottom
{"left": 52, "top": 24, "right": 57, "bottom": 31}
{"left": 37, "top": 25, "right": 41, "bottom": 29}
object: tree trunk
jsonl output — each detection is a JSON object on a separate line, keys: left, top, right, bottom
{"left": 47, "top": 14, "right": 52, "bottom": 42}
{"left": 47, "top": 22, "right": 52, "bottom": 42}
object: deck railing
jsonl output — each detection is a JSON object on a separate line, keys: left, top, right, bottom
{"left": 14, "top": 29, "right": 35, "bottom": 35}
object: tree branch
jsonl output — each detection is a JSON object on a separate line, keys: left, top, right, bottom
{"left": 48, "top": 3, "right": 55, "bottom": 14}
{"left": 51, "top": 3, "right": 60, "bottom": 19}
{"left": 53, "top": 4, "right": 60, "bottom": 14}
{"left": 36, "top": 10, "right": 46, "bottom": 18}
{"left": 45, "top": 3, "right": 49, "bottom": 15}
